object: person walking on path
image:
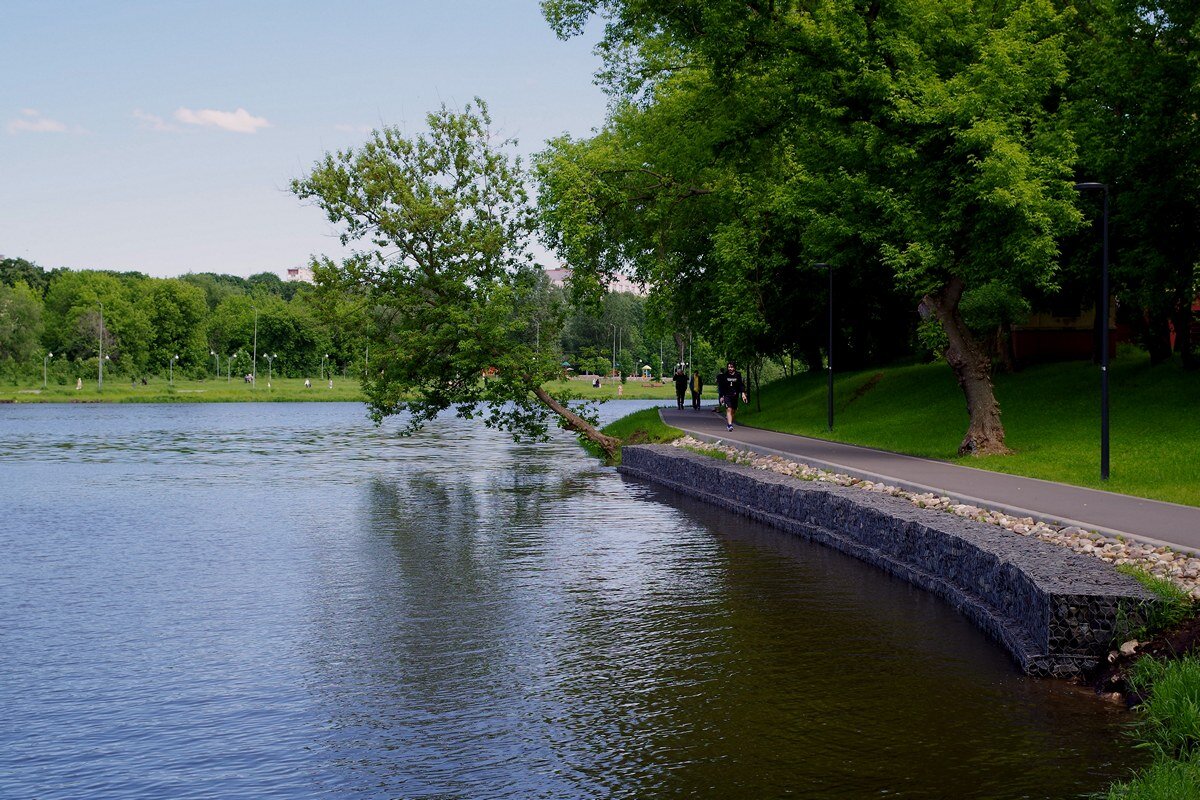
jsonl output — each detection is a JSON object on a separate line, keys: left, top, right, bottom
{"left": 673, "top": 366, "right": 688, "bottom": 410}
{"left": 716, "top": 361, "right": 747, "bottom": 431}
{"left": 690, "top": 370, "right": 704, "bottom": 410}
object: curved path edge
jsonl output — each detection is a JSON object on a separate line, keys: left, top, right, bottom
{"left": 659, "top": 407, "right": 1200, "bottom": 556}
{"left": 619, "top": 444, "right": 1158, "bottom": 678}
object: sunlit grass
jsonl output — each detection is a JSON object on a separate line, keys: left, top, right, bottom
{"left": 580, "top": 406, "right": 683, "bottom": 464}
{"left": 0, "top": 376, "right": 367, "bottom": 403}
{"left": 738, "top": 350, "right": 1200, "bottom": 506}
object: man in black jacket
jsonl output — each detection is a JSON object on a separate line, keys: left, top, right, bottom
{"left": 716, "top": 362, "right": 747, "bottom": 431}
{"left": 672, "top": 366, "right": 688, "bottom": 410}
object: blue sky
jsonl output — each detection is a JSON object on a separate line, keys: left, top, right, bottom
{"left": 1, "top": 0, "right": 608, "bottom": 277}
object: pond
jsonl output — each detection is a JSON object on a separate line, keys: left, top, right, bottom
{"left": 0, "top": 401, "right": 1139, "bottom": 798}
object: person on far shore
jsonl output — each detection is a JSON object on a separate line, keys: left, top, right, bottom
{"left": 716, "top": 361, "right": 747, "bottom": 432}
{"left": 673, "top": 366, "right": 687, "bottom": 410}
{"left": 690, "top": 370, "right": 703, "bottom": 410}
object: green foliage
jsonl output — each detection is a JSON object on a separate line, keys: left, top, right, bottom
{"left": 291, "top": 100, "right": 611, "bottom": 449}
{"left": 1116, "top": 564, "right": 1195, "bottom": 641}
{"left": 1106, "top": 752, "right": 1200, "bottom": 800}
{"left": 0, "top": 281, "right": 45, "bottom": 362}
{"left": 537, "top": 0, "right": 1086, "bottom": 454}
{"left": 584, "top": 406, "right": 683, "bottom": 462}
{"left": 959, "top": 281, "right": 1032, "bottom": 334}
{"left": 0, "top": 257, "right": 51, "bottom": 294}
{"left": 145, "top": 279, "right": 208, "bottom": 374}
{"left": 739, "top": 349, "right": 1200, "bottom": 506}
{"left": 1127, "top": 655, "right": 1200, "bottom": 761}
{"left": 1068, "top": 1, "right": 1200, "bottom": 365}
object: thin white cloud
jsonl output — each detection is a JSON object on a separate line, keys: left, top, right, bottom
{"left": 133, "top": 109, "right": 177, "bottom": 132}
{"left": 7, "top": 108, "right": 68, "bottom": 134}
{"left": 173, "top": 107, "right": 270, "bottom": 134}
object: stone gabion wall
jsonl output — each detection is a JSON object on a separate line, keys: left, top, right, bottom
{"left": 619, "top": 445, "right": 1158, "bottom": 678}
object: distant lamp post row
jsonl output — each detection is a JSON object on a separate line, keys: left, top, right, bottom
{"left": 1074, "top": 181, "right": 1110, "bottom": 481}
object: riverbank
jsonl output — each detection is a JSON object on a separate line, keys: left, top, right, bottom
{"left": 668, "top": 434, "right": 1200, "bottom": 603}
{"left": 737, "top": 351, "right": 1200, "bottom": 507}
{"left": 0, "top": 376, "right": 694, "bottom": 404}
{"left": 619, "top": 442, "right": 1160, "bottom": 678}
{"left": 0, "top": 377, "right": 368, "bottom": 403}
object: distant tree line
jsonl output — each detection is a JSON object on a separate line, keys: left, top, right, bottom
{"left": 0, "top": 254, "right": 722, "bottom": 389}
{"left": 0, "top": 257, "right": 361, "bottom": 383}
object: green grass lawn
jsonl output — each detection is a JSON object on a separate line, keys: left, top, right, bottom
{"left": 579, "top": 406, "right": 684, "bottom": 464}
{"left": 0, "top": 376, "right": 368, "bottom": 403}
{"left": 737, "top": 350, "right": 1200, "bottom": 506}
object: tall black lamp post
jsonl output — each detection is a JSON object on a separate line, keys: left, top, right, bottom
{"left": 1074, "top": 182, "right": 1110, "bottom": 481}
{"left": 815, "top": 263, "right": 833, "bottom": 431}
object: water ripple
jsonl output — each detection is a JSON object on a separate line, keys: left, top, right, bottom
{"left": 0, "top": 401, "right": 1137, "bottom": 799}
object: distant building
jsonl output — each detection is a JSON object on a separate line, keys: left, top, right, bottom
{"left": 1011, "top": 299, "right": 1116, "bottom": 364}
{"left": 544, "top": 267, "right": 646, "bottom": 296}
{"left": 286, "top": 267, "right": 314, "bottom": 283}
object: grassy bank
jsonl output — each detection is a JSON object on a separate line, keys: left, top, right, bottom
{"left": 738, "top": 351, "right": 1200, "bottom": 506}
{"left": 581, "top": 406, "right": 684, "bottom": 464}
{"left": 1107, "top": 655, "right": 1200, "bottom": 798}
{"left": 0, "top": 376, "right": 367, "bottom": 403}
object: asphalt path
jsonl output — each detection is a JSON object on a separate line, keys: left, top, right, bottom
{"left": 659, "top": 405, "right": 1200, "bottom": 554}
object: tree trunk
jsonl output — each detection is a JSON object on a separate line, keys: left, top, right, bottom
{"left": 532, "top": 385, "right": 621, "bottom": 460}
{"left": 1144, "top": 309, "right": 1172, "bottom": 365}
{"left": 920, "top": 277, "right": 1011, "bottom": 456}
{"left": 1172, "top": 296, "right": 1195, "bottom": 370}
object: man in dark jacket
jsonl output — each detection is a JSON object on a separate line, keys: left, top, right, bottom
{"left": 716, "top": 361, "right": 747, "bottom": 431}
{"left": 672, "top": 366, "right": 688, "bottom": 410}
{"left": 689, "top": 370, "right": 703, "bottom": 410}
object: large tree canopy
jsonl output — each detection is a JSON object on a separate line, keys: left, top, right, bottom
{"left": 292, "top": 101, "right": 619, "bottom": 456}
{"left": 539, "top": 0, "right": 1082, "bottom": 455}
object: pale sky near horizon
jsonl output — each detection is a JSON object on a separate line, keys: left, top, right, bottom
{"left": 1, "top": 0, "right": 609, "bottom": 278}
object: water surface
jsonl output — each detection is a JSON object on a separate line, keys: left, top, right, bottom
{"left": 0, "top": 401, "right": 1138, "bottom": 798}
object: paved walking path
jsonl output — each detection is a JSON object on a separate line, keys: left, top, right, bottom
{"left": 659, "top": 406, "right": 1200, "bottom": 554}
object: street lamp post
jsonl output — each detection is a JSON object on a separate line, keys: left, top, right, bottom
{"left": 251, "top": 306, "right": 258, "bottom": 388}
{"left": 43, "top": 352, "right": 53, "bottom": 388}
{"left": 169, "top": 354, "right": 179, "bottom": 385}
{"left": 211, "top": 350, "right": 218, "bottom": 378}
{"left": 815, "top": 263, "right": 833, "bottom": 431}
{"left": 97, "top": 301, "right": 104, "bottom": 391}
{"left": 1074, "top": 181, "right": 1111, "bottom": 481}
{"left": 321, "top": 354, "right": 329, "bottom": 382}
{"left": 264, "top": 353, "right": 276, "bottom": 388}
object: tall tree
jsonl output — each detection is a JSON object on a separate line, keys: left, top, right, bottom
{"left": 1069, "top": 0, "right": 1200, "bottom": 368}
{"left": 541, "top": 0, "right": 1081, "bottom": 455}
{"left": 292, "top": 101, "right": 619, "bottom": 456}
{"left": 0, "top": 281, "right": 44, "bottom": 363}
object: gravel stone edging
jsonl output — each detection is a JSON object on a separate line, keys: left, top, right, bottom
{"left": 668, "top": 436, "right": 1200, "bottom": 600}
{"left": 619, "top": 443, "right": 1160, "bottom": 678}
